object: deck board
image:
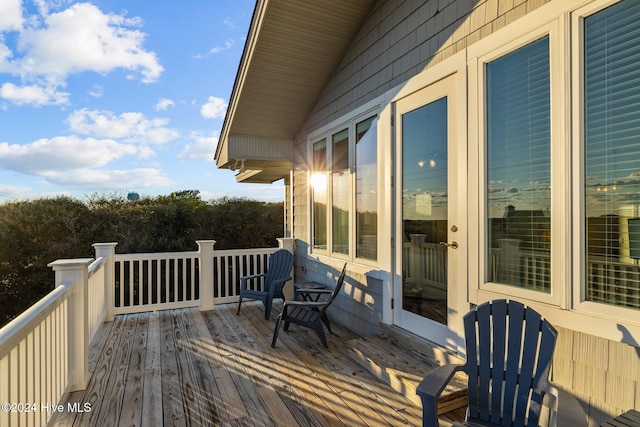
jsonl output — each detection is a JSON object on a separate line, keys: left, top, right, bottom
{"left": 141, "top": 312, "right": 162, "bottom": 427}
{"left": 58, "top": 302, "right": 456, "bottom": 426}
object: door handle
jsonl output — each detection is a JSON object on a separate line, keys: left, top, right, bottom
{"left": 439, "top": 241, "right": 459, "bottom": 249}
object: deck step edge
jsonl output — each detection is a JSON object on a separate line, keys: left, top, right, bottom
{"left": 345, "top": 328, "right": 468, "bottom": 415}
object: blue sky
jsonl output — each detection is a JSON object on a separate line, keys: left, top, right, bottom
{"left": 0, "top": 0, "right": 284, "bottom": 203}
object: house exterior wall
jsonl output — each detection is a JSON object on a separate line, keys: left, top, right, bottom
{"left": 554, "top": 327, "right": 640, "bottom": 425}
{"left": 289, "top": 0, "right": 640, "bottom": 422}
{"left": 292, "top": 0, "right": 553, "bottom": 336}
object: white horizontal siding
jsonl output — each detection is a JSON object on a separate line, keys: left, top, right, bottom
{"left": 228, "top": 135, "right": 292, "bottom": 161}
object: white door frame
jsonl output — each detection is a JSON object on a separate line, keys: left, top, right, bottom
{"left": 391, "top": 60, "right": 468, "bottom": 354}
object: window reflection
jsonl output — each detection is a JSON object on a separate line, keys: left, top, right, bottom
{"left": 402, "top": 97, "right": 448, "bottom": 325}
{"left": 584, "top": 0, "right": 640, "bottom": 310}
{"left": 332, "top": 129, "right": 349, "bottom": 255}
{"left": 312, "top": 140, "right": 327, "bottom": 250}
{"left": 356, "top": 117, "right": 378, "bottom": 260}
{"left": 486, "top": 36, "right": 551, "bottom": 293}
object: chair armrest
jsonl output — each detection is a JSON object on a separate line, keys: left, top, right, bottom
{"left": 239, "top": 273, "right": 266, "bottom": 290}
{"left": 416, "top": 363, "right": 465, "bottom": 427}
{"left": 240, "top": 273, "right": 266, "bottom": 281}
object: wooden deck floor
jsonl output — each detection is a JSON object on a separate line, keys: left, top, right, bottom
{"left": 52, "top": 302, "right": 447, "bottom": 426}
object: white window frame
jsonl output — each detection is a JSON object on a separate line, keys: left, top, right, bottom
{"left": 571, "top": 0, "right": 640, "bottom": 322}
{"left": 468, "top": 11, "right": 570, "bottom": 308}
{"left": 307, "top": 99, "right": 382, "bottom": 266}
{"left": 465, "top": 0, "right": 640, "bottom": 344}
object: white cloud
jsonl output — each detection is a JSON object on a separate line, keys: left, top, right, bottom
{"left": 0, "top": 0, "right": 23, "bottom": 32}
{"left": 0, "top": 82, "right": 70, "bottom": 105}
{"left": 0, "top": 183, "right": 33, "bottom": 200}
{"left": 0, "top": 136, "right": 144, "bottom": 174}
{"left": 43, "top": 167, "right": 174, "bottom": 189}
{"left": 178, "top": 131, "right": 219, "bottom": 161}
{"left": 200, "top": 96, "right": 227, "bottom": 119}
{"left": 210, "top": 39, "right": 235, "bottom": 54}
{"left": 0, "top": 2, "right": 163, "bottom": 106}
{"left": 67, "top": 108, "right": 180, "bottom": 144}
{"left": 155, "top": 97, "right": 174, "bottom": 111}
{"left": 18, "top": 3, "right": 162, "bottom": 82}
{"left": 0, "top": 135, "right": 169, "bottom": 190}
{"left": 88, "top": 85, "right": 103, "bottom": 98}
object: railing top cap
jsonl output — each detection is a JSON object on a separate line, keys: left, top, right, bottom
{"left": 47, "top": 258, "right": 94, "bottom": 269}
{"left": 92, "top": 242, "right": 118, "bottom": 248}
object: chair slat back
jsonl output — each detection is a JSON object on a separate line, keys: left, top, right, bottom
{"left": 463, "top": 299, "right": 557, "bottom": 427}
{"left": 264, "top": 249, "right": 294, "bottom": 292}
{"left": 319, "top": 263, "right": 347, "bottom": 313}
{"left": 329, "top": 264, "right": 347, "bottom": 301}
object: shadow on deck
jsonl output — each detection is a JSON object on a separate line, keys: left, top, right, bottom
{"left": 52, "top": 301, "right": 463, "bottom": 426}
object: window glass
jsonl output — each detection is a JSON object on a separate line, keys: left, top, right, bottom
{"left": 332, "top": 129, "right": 350, "bottom": 254}
{"left": 585, "top": 0, "right": 640, "bottom": 311}
{"left": 402, "top": 98, "right": 448, "bottom": 323}
{"left": 486, "top": 36, "right": 551, "bottom": 293}
{"left": 312, "top": 140, "right": 327, "bottom": 250}
{"left": 356, "top": 116, "right": 378, "bottom": 260}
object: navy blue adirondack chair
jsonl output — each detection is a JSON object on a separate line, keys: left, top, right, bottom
{"left": 417, "top": 299, "right": 559, "bottom": 427}
{"left": 236, "top": 249, "right": 294, "bottom": 320}
{"left": 271, "top": 263, "right": 346, "bottom": 348}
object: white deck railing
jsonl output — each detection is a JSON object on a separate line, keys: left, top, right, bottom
{"left": 0, "top": 260, "right": 89, "bottom": 427}
{"left": 111, "top": 246, "right": 279, "bottom": 314}
{"left": 0, "top": 238, "right": 293, "bottom": 426}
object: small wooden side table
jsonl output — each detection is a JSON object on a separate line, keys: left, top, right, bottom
{"left": 293, "top": 281, "right": 328, "bottom": 301}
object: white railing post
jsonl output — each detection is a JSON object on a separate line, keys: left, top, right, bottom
{"left": 48, "top": 258, "right": 93, "bottom": 391}
{"left": 92, "top": 242, "right": 118, "bottom": 322}
{"left": 277, "top": 238, "right": 296, "bottom": 300}
{"left": 197, "top": 240, "right": 217, "bottom": 311}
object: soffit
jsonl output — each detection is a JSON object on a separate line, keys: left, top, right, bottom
{"left": 220, "top": 0, "right": 375, "bottom": 146}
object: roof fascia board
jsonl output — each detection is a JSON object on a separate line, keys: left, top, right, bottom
{"left": 215, "top": 0, "right": 270, "bottom": 163}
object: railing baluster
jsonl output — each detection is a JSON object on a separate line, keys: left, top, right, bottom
{"left": 215, "top": 255, "right": 222, "bottom": 299}
{"left": 156, "top": 259, "right": 161, "bottom": 305}
{"left": 191, "top": 257, "right": 196, "bottom": 302}
{"left": 181, "top": 258, "right": 186, "bottom": 302}
{"left": 106, "top": 247, "right": 278, "bottom": 312}
{"left": 138, "top": 260, "right": 143, "bottom": 307}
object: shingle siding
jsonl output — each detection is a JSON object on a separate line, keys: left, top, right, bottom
{"left": 301, "top": 0, "right": 550, "bottom": 134}
{"left": 554, "top": 327, "right": 640, "bottom": 425}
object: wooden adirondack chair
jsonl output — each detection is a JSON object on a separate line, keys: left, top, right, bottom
{"left": 271, "top": 263, "right": 346, "bottom": 348}
{"left": 236, "top": 249, "right": 294, "bottom": 320}
{"left": 417, "top": 299, "right": 558, "bottom": 427}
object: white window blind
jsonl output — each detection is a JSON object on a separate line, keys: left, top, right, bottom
{"left": 486, "top": 36, "right": 551, "bottom": 293}
{"left": 585, "top": 0, "right": 640, "bottom": 310}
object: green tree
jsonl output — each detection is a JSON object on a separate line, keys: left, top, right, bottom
{"left": 0, "top": 196, "right": 93, "bottom": 325}
{"left": 0, "top": 191, "right": 284, "bottom": 327}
